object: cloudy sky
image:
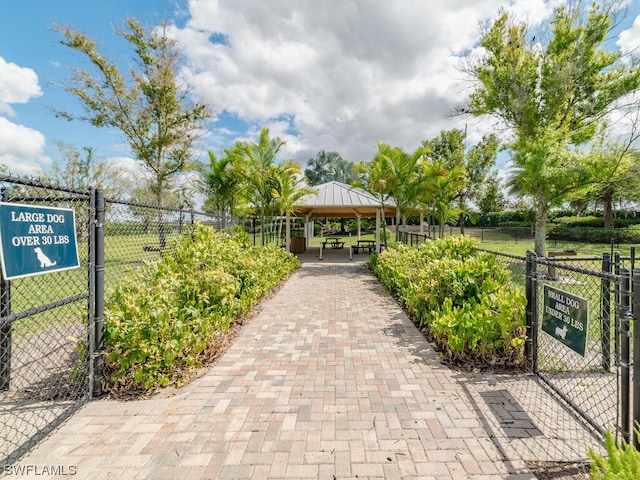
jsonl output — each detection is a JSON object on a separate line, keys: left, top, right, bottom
{"left": 2, "top": 0, "right": 640, "bottom": 177}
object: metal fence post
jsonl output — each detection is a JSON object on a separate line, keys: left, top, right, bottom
{"left": 601, "top": 252, "right": 612, "bottom": 371}
{"left": 632, "top": 267, "right": 640, "bottom": 449}
{"left": 614, "top": 252, "right": 621, "bottom": 365}
{"left": 92, "top": 189, "right": 105, "bottom": 397}
{"left": 0, "top": 188, "right": 11, "bottom": 391}
{"left": 620, "top": 267, "right": 632, "bottom": 444}
{"left": 525, "top": 250, "right": 538, "bottom": 371}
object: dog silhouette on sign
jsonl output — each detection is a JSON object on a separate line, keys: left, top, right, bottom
{"left": 34, "top": 247, "right": 57, "bottom": 268}
{"left": 555, "top": 324, "right": 568, "bottom": 340}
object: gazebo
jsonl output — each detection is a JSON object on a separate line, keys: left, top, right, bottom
{"left": 284, "top": 181, "right": 396, "bottom": 253}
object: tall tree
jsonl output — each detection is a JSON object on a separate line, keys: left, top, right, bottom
{"left": 462, "top": 2, "right": 640, "bottom": 255}
{"left": 424, "top": 129, "right": 499, "bottom": 233}
{"left": 41, "top": 141, "right": 123, "bottom": 196}
{"left": 569, "top": 130, "right": 640, "bottom": 228}
{"left": 476, "top": 176, "right": 506, "bottom": 214}
{"left": 304, "top": 150, "right": 355, "bottom": 185}
{"left": 55, "top": 18, "right": 210, "bottom": 207}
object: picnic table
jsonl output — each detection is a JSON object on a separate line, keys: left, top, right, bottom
{"left": 352, "top": 239, "right": 377, "bottom": 254}
{"left": 322, "top": 237, "right": 345, "bottom": 249}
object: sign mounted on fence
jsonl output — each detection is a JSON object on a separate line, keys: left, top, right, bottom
{"left": 542, "top": 284, "right": 589, "bottom": 356}
{"left": 0, "top": 203, "right": 80, "bottom": 280}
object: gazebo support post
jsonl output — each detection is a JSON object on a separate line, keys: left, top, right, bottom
{"left": 375, "top": 208, "right": 381, "bottom": 253}
{"left": 285, "top": 212, "right": 291, "bottom": 252}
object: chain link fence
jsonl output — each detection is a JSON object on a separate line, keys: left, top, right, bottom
{"left": 102, "top": 198, "right": 233, "bottom": 293}
{"left": 531, "top": 256, "right": 620, "bottom": 436}
{"left": 0, "top": 175, "right": 231, "bottom": 468}
{"left": 0, "top": 177, "right": 92, "bottom": 467}
{"left": 472, "top": 247, "right": 640, "bottom": 464}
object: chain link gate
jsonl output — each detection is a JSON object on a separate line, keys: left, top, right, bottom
{"left": 0, "top": 176, "right": 103, "bottom": 468}
{"left": 526, "top": 250, "right": 640, "bottom": 446}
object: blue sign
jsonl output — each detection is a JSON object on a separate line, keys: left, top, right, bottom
{"left": 0, "top": 203, "right": 80, "bottom": 280}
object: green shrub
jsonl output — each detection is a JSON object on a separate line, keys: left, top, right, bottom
{"left": 104, "top": 222, "right": 299, "bottom": 391}
{"left": 371, "top": 236, "right": 526, "bottom": 367}
{"left": 429, "top": 286, "right": 526, "bottom": 365}
{"left": 548, "top": 225, "right": 640, "bottom": 244}
{"left": 552, "top": 216, "right": 604, "bottom": 228}
{"left": 589, "top": 427, "right": 640, "bottom": 479}
{"left": 496, "top": 221, "right": 535, "bottom": 228}
{"left": 477, "top": 211, "right": 531, "bottom": 227}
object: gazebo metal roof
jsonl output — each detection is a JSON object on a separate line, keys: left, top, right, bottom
{"left": 293, "top": 181, "right": 396, "bottom": 218}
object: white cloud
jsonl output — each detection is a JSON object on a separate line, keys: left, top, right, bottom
{"left": 0, "top": 117, "right": 49, "bottom": 176}
{"left": 0, "top": 56, "right": 42, "bottom": 116}
{"left": 506, "top": 0, "right": 562, "bottom": 25}
{"left": 617, "top": 14, "right": 640, "bottom": 55}
{"left": 174, "top": 0, "right": 566, "bottom": 165}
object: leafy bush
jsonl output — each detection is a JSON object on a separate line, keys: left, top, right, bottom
{"left": 104, "top": 223, "right": 299, "bottom": 391}
{"left": 370, "top": 236, "right": 526, "bottom": 367}
{"left": 495, "top": 221, "right": 533, "bottom": 228}
{"left": 477, "top": 211, "right": 531, "bottom": 227}
{"left": 552, "top": 216, "right": 604, "bottom": 228}
{"left": 589, "top": 427, "right": 640, "bottom": 479}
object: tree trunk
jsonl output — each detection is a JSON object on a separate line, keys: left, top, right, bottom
{"left": 534, "top": 202, "right": 548, "bottom": 257}
{"left": 459, "top": 212, "right": 466, "bottom": 235}
{"left": 380, "top": 204, "right": 387, "bottom": 247}
{"left": 156, "top": 186, "right": 166, "bottom": 249}
{"left": 602, "top": 190, "right": 614, "bottom": 229}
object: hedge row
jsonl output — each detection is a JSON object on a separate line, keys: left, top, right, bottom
{"left": 548, "top": 225, "right": 640, "bottom": 244}
{"left": 476, "top": 212, "right": 640, "bottom": 228}
{"left": 369, "top": 237, "right": 526, "bottom": 367}
{"left": 103, "top": 223, "right": 299, "bottom": 392}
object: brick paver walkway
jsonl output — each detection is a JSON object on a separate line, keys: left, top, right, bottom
{"left": 11, "top": 260, "right": 537, "bottom": 479}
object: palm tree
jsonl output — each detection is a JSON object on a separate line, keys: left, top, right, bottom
{"left": 421, "top": 161, "right": 465, "bottom": 238}
{"left": 242, "top": 128, "right": 286, "bottom": 245}
{"left": 304, "top": 151, "right": 355, "bottom": 185}
{"left": 272, "top": 161, "right": 315, "bottom": 246}
{"left": 384, "top": 145, "right": 426, "bottom": 240}
{"left": 203, "top": 147, "right": 245, "bottom": 228}
{"left": 355, "top": 144, "right": 400, "bottom": 248}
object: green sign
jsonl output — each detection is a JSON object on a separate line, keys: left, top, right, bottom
{"left": 542, "top": 285, "right": 589, "bottom": 356}
{"left": 0, "top": 203, "right": 80, "bottom": 280}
